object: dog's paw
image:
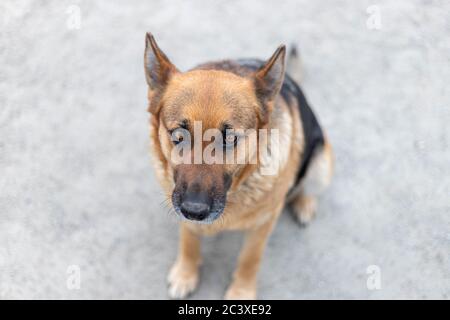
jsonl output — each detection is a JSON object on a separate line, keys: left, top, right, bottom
{"left": 224, "top": 284, "right": 256, "bottom": 300}
{"left": 292, "top": 196, "right": 317, "bottom": 226}
{"left": 167, "top": 261, "right": 199, "bottom": 299}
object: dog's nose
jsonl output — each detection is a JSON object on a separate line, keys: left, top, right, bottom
{"left": 180, "top": 191, "right": 211, "bottom": 221}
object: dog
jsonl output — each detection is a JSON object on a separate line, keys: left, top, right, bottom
{"left": 144, "top": 33, "right": 333, "bottom": 299}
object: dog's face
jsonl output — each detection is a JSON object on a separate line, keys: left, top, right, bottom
{"left": 144, "top": 33, "right": 285, "bottom": 223}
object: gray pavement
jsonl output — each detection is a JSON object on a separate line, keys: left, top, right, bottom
{"left": 0, "top": 0, "right": 449, "bottom": 299}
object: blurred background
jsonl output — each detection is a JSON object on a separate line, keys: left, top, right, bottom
{"left": 0, "top": 0, "right": 449, "bottom": 299}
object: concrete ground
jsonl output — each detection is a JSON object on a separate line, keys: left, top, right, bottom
{"left": 0, "top": 0, "right": 449, "bottom": 299}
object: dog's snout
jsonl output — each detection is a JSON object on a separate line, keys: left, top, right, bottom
{"left": 180, "top": 191, "right": 211, "bottom": 221}
{"left": 172, "top": 165, "right": 229, "bottom": 223}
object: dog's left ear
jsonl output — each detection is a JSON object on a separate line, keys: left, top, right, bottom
{"left": 144, "top": 33, "right": 178, "bottom": 113}
{"left": 253, "top": 45, "right": 286, "bottom": 125}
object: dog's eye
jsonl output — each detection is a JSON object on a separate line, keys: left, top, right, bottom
{"left": 171, "top": 128, "right": 189, "bottom": 146}
{"left": 223, "top": 133, "right": 238, "bottom": 148}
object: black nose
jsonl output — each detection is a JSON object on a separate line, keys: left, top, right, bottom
{"left": 180, "top": 191, "right": 211, "bottom": 221}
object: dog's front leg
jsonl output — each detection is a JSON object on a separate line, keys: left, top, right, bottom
{"left": 225, "top": 217, "right": 276, "bottom": 300}
{"left": 167, "top": 223, "right": 202, "bottom": 299}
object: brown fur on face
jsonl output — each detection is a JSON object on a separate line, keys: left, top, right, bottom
{"left": 160, "top": 71, "right": 260, "bottom": 222}
{"left": 145, "top": 33, "right": 285, "bottom": 223}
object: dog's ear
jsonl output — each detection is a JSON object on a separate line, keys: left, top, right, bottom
{"left": 144, "top": 33, "right": 178, "bottom": 113}
{"left": 253, "top": 45, "right": 286, "bottom": 124}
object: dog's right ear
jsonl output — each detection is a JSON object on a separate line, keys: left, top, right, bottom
{"left": 144, "top": 33, "right": 178, "bottom": 113}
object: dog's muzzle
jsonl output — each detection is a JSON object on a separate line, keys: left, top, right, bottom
{"left": 171, "top": 166, "right": 231, "bottom": 223}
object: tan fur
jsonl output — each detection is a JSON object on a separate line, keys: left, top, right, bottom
{"left": 144, "top": 34, "right": 332, "bottom": 299}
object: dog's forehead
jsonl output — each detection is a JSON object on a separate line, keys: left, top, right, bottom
{"left": 162, "top": 70, "right": 257, "bottom": 129}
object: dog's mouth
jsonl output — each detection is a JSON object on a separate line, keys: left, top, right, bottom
{"left": 171, "top": 190, "right": 226, "bottom": 224}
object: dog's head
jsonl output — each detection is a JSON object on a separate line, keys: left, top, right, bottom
{"left": 144, "top": 33, "right": 285, "bottom": 223}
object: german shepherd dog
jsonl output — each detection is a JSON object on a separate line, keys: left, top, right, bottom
{"left": 144, "top": 33, "right": 333, "bottom": 299}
